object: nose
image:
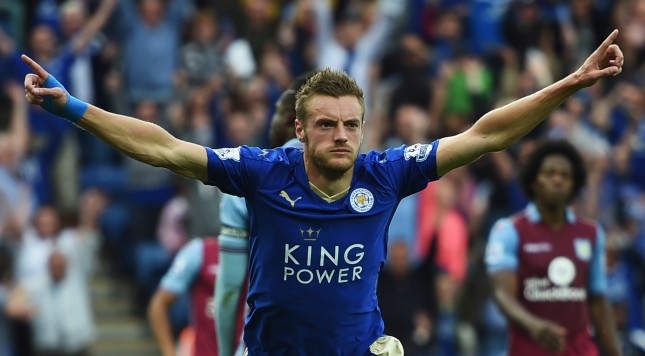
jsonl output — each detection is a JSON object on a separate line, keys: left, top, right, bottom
{"left": 334, "top": 124, "right": 348, "bottom": 143}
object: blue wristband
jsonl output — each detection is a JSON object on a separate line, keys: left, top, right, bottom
{"left": 42, "top": 75, "right": 89, "bottom": 123}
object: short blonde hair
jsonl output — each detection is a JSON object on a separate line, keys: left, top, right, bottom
{"left": 295, "top": 68, "right": 364, "bottom": 124}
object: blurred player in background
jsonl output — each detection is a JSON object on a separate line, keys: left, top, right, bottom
{"left": 485, "top": 140, "right": 621, "bottom": 356}
{"left": 215, "top": 74, "right": 311, "bottom": 356}
{"left": 147, "top": 236, "right": 245, "bottom": 356}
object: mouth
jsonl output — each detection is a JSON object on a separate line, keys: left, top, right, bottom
{"left": 329, "top": 149, "right": 352, "bottom": 155}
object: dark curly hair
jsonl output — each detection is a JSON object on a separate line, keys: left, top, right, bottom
{"left": 519, "top": 139, "right": 587, "bottom": 203}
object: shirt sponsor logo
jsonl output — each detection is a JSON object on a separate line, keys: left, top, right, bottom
{"left": 548, "top": 257, "right": 576, "bottom": 286}
{"left": 206, "top": 297, "right": 215, "bottom": 319}
{"left": 403, "top": 143, "right": 432, "bottom": 162}
{"left": 213, "top": 147, "right": 240, "bottom": 161}
{"left": 283, "top": 244, "right": 364, "bottom": 284}
{"left": 522, "top": 257, "right": 586, "bottom": 301}
{"left": 350, "top": 188, "right": 374, "bottom": 213}
{"left": 574, "top": 238, "right": 592, "bottom": 261}
{"left": 523, "top": 242, "right": 552, "bottom": 253}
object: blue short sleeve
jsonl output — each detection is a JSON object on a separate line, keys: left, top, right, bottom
{"left": 204, "top": 146, "right": 284, "bottom": 197}
{"left": 372, "top": 140, "right": 440, "bottom": 198}
{"left": 588, "top": 224, "right": 607, "bottom": 295}
{"left": 485, "top": 218, "right": 519, "bottom": 272}
{"left": 160, "top": 239, "right": 204, "bottom": 294}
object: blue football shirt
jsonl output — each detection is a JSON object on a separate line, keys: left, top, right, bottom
{"left": 204, "top": 142, "right": 439, "bottom": 355}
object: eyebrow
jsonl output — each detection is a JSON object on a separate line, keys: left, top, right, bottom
{"left": 314, "top": 117, "right": 361, "bottom": 124}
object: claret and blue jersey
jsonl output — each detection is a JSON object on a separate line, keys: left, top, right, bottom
{"left": 204, "top": 142, "right": 439, "bottom": 355}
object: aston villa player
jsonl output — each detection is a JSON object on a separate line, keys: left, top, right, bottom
{"left": 486, "top": 140, "right": 621, "bottom": 356}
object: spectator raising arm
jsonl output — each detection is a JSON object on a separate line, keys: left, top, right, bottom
{"left": 68, "top": 0, "right": 118, "bottom": 54}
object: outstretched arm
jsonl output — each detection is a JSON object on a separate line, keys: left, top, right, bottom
{"left": 436, "top": 30, "right": 624, "bottom": 176}
{"left": 22, "top": 54, "right": 208, "bottom": 181}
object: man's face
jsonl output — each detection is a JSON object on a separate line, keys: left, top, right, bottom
{"left": 296, "top": 95, "right": 363, "bottom": 176}
{"left": 35, "top": 207, "right": 61, "bottom": 238}
{"left": 30, "top": 25, "right": 58, "bottom": 58}
{"left": 268, "top": 96, "right": 296, "bottom": 147}
{"left": 140, "top": 0, "right": 164, "bottom": 26}
{"left": 532, "top": 155, "right": 574, "bottom": 208}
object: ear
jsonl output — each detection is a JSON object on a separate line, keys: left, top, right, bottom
{"left": 295, "top": 118, "right": 304, "bottom": 141}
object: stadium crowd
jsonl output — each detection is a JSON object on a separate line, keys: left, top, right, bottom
{"left": 0, "top": 0, "right": 644, "bottom": 355}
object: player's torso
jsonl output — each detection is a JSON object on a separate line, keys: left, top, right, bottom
{"left": 244, "top": 156, "right": 400, "bottom": 355}
{"left": 514, "top": 215, "right": 597, "bottom": 335}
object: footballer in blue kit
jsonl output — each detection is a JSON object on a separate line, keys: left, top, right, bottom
{"left": 205, "top": 143, "right": 439, "bottom": 355}
{"left": 21, "top": 31, "right": 623, "bottom": 355}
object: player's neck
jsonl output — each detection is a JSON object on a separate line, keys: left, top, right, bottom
{"left": 535, "top": 201, "right": 567, "bottom": 230}
{"left": 309, "top": 181, "right": 350, "bottom": 203}
{"left": 305, "top": 165, "right": 353, "bottom": 200}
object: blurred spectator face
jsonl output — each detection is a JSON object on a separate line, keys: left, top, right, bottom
{"left": 518, "top": 0, "right": 540, "bottom": 23}
{"left": 193, "top": 15, "right": 217, "bottom": 43}
{"left": 565, "top": 96, "right": 586, "bottom": 117}
{"left": 35, "top": 206, "right": 61, "bottom": 238}
{"left": 435, "top": 12, "right": 462, "bottom": 41}
{"left": 59, "top": 0, "right": 87, "bottom": 38}
{"left": 269, "top": 90, "right": 296, "bottom": 147}
{"left": 245, "top": 0, "right": 273, "bottom": 26}
{"left": 29, "top": 24, "right": 58, "bottom": 59}
{"left": 436, "top": 174, "right": 458, "bottom": 210}
{"left": 189, "top": 88, "right": 211, "bottom": 112}
{"left": 48, "top": 251, "right": 67, "bottom": 283}
{"left": 192, "top": 13, "right": 218, "bottom": 44}
{"left": 135, "top": 100, "right": 160, "bottom": 123}
{"left": 394, "top": 105, "right": 429, "bottom": 145}
{"left": 617, "top": 82, "right": 644, "bottom": 117}
{"left": 246, "top": 77, "right": 268, "bottom": 107}
{"left": 400, "top": 34, "right": 428, "bottom": 72}
{"left": 139, "top": 0, "right": 165, "bottom": 27}
{"left": 517, "top": 71, "right": 539, "bottom": 96}
{"left": 571, "top": 0, "right": 593, "bottom": 19}
{"left": 388, "top": 241, "right": 410, "bottom": 276}
{"left": 227, "top": 111, "right": 255, "bottom": 145}
{"left": 336, "top": 21, "right": 363, "bottom": 48}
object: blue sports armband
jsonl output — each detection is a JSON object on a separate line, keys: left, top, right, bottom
{"left": 41, "top": 75, "right": 89, "bottom": 123}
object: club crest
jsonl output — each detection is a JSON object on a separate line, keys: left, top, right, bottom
{"left": 574, "top": 238, "right": 592, "bottom": 261}
{"left": 350, "top": 188, "right": 374, "bottom": 213}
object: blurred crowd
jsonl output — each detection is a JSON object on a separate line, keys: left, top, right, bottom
{"left": 0, "top": 0, "right": 645, "bottom": 355}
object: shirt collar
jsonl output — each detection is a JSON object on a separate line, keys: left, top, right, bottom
{"left": 526, "top": 202, "right": 576, "bottom": 224}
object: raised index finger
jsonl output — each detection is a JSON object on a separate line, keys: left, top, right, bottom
{"left": 595, "top": 29, "right": 619, "bottom": 54}
{"left": 21, "top": 54, "right": 49, "bottom": 81}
